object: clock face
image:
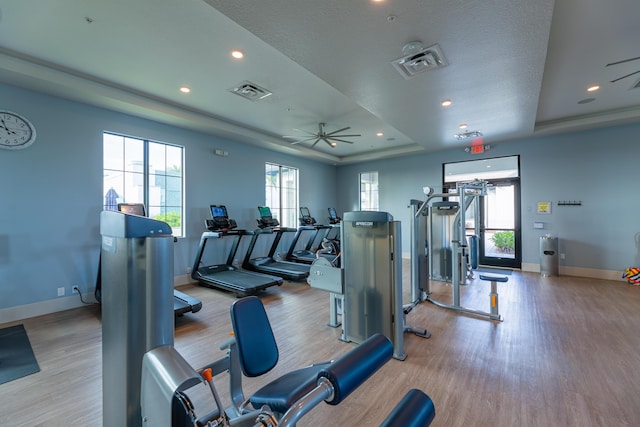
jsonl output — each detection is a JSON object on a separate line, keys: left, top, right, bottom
{"left": 0, "top": 110, "right": 37, "bottom": 150}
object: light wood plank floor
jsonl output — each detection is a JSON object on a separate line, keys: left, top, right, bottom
{"left": 2, "top": 264, "right": 640, "bottom": 426}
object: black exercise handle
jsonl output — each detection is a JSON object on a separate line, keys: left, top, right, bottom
{"left": 318, "top": 333, "right": 393, "bottom": 405}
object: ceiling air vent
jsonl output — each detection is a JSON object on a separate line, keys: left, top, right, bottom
{"left": 391, "top": 43, "right": 448, "bottom": 80}
{"left": 228, "top": 81, "right": 272, "bottom": 101}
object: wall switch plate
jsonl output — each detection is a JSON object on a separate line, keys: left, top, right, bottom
{"left": 533, "top": 222, "right": 544, "bottom": 229}
{"left": 57, "top": 287, "right": 65, "bottom": 297}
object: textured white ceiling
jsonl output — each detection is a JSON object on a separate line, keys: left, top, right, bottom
{"left": 0, "top": 0, "right": 639, "bottom": 164}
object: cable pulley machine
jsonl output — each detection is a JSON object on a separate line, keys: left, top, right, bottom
{"left": 410, "top": 180, "right": 506, "bottom": 321}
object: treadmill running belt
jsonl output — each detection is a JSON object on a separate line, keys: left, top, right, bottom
{"left": 198, "top": 270, "right": 282, "bottom": 296}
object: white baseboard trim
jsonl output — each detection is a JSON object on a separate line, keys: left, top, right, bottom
{"left": 0, "top": 292, "right": 98, "bottom": 325}
{"left": 521, "top": 262, "right": 622, "bottom": 280}
{"left": 520, "top": 262, "right": 538, "bottom": 272}
{"left": 0, "top": 275, "right": 198, "bottom": 325}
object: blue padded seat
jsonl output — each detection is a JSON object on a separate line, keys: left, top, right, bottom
{"left": 479, "top": 274, "right": 509, "bottom": 283}
{"left": 230, "top": 296, "right": 330, "bottom": 414}
{"left": 379, "top": 388, "right": 436, "bottom": 427}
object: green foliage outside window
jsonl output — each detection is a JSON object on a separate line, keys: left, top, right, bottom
{"left": 490, "top": 231, "right": 514, "bottom": 253}
{"left": 154, "top": 212, "right": 181, "bottom": 227}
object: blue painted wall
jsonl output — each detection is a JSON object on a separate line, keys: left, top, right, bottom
{"left": 336, "top": 124, "right": 640, "bottom": 272}
{"left": 2, "top": 80, "right": 639, "bottom": 314}
{"left": 0, "top": 83, "right": 337, "bottom": 309}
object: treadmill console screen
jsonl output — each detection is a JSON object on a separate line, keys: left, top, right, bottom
{"left": 328, "top": 207, "right": 341, "bottom": 224}
{"left": 258, "top": 206, "right": 272, "bottom": 219}
{"left": 299, "top": 207, "right": 316, "bottom": 225}
{"left": 210, "top": 205, "right": 228, "bottom": 219}
{"left": 118, "top": 203, "right": 146, "bottom": 216}
{"left": 257, "top": 206, "right": 279, "bottom": 228}
{"left": 207, "top": 205, "right": 236, "bottom": 231}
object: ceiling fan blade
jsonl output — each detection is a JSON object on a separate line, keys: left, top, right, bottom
{"left": 283, "top": 135, "right": 317, "bottom": 141}
{"left": 310, "top": 138, "right": 321, "bottom": 148}
{"left": 322, "top": 138, "right": 335, "bottom": 147}
{"left": 605, "top": 56, "right": 640, "bottom": 67}
{"left": 327, "top": 137, "right": 355, "bottom": 144}
{"left": 295, "top": 128, "right": 321, "bottom": 137}
{"left": 326, "top": 126, "right": 351, "bottom": 136}
{"left": 610, "top": 69, "right": 640, "bottom": 83}
{"left": 330, "top": 133, "right": 361, "bottom": 138}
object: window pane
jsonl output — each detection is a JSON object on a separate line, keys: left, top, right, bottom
{"left": 360, "top": 171, "right": 379, "bottom": 211}
{"left": 103, "top": 132, "right": 184, "bottom": 237}
{"left": 123, "top": 171, "right": 145, "bottom": 203}
{"left": 444, "top": 156, "right": 519, "bottom": 183}
{"left": 166, "top": 145, "right": 183, "bottom": 177}
{"left": 103, "top": 133, "right": 124, "bottom": 171}
{"left": 103, "top": 171, "right": 123, "bottom": 211}
{"left": 265, "top": 163, "right": 298, "bottom": 228}
{"left": 124, "top": 137, "right": 144, "bottom": 173}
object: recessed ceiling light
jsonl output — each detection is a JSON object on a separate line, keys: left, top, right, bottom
{"left": 231, "top": 50, "right": 244, "bottom": 59}
{"left": 587, "top": 85, "right": 600, "bottom": 92}
{"left": 179, "top": 86, "right": 191, "bottom": 94}
{"left": 376, "top": 132, "right": 384, "bottom": 136}
{"left": 441, "top": 99, "right": 452, "bottom": 107}
{"left": 459, "top": 123, "right": 468, "bottom": 129}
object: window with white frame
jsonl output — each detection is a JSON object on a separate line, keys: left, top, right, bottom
{"left": 360, "top": 171, "right": 379, "bottom": 211}
{"left": 103, "top": 132, "right": 185, "bottom": 237}
{"left": 265, "top": 163, "right": 298, "bottom": 227}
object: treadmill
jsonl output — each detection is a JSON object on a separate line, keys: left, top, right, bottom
{"left": 285, "top": 207, "right": 332, "bottom": 264}
{"left": 95, "top": 203, "right": 202, "bottom": 316}
{"left": 242, "top": 206, "right": 311, "bottom": 280}
{"left": 191, "top": 205, "right": 283, "bottom": 296}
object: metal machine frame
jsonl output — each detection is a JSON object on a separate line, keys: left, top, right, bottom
{"left": 308, "top": 211, "right": 429, "bottom": 360}
{"left": 411, "top": 180, "right": 505, "bottom": 321}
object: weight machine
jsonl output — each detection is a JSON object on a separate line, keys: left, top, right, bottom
{"left": 308, "top": 211, "right": 430, "bottom": 361}
{"left": 410, "top": 180, "right": 505, "bottom": 321}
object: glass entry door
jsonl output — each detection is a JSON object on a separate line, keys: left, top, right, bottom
{"left": 478, "top": 180, "right": 521, "bottom": 268}
{"left": 443, "top": 156, "right": 521, "bottom": 270}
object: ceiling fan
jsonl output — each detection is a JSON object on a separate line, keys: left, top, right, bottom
{"left": 283, "top": 123, "right": 361, "bottom": 148}
{"left": 606, "top": 56, "right": 640, "bottom": 83}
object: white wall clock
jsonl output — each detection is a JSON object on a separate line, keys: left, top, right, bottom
{"left": 0, "top": 110, "right": 37, "bottom": 150}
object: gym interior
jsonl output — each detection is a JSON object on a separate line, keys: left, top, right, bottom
{"left": 1, "top": 2, "right": 640, "bottom": 426}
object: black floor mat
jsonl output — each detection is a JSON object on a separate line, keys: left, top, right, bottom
{"left": 0, "top": 324, "right": 40, "bottom": 385}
